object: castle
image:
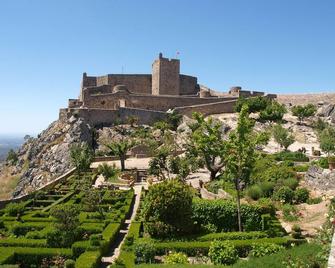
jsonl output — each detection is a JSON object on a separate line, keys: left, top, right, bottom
{"left": 59, "top": 53, "right": 276, "bottom": 126}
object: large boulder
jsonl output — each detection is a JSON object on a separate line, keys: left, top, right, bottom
{"left": 304, "top": 165, "right": 335, "bottom": 192}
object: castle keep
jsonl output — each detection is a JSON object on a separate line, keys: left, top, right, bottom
{"left": 60, "top": 53, "right": 276, "bottom": 125}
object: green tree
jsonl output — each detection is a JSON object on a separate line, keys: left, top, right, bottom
{"left": 148, "top": 145, "right": 171, "bottom": 180}
{"left": 259, "top": 101, "right": 287, "bottom": 122}
{"left": 225, "top": 105, "right": 268, "bottom": 231}
{"left": 6, "top": 149, "right": 18, "bottom": 165}
{"left": 70, "top": 142, "right": 93, "bottom": 175}
{"left": 291, "top": 104, "right": 317, "bottom": 124}
{"left": 82, "top": 188, "right": 105, "bottom": 219}
{"left": 105, "top": 139, "right": 136, "bottom": 171}
{"left": 166, "top": 110, "right": 183, "bottom": 131}
{"left": 187, "top": 112, "right": 226, "bottom": 180}
{"left": 143, "top": 179, "right": 194, "bottom": 238}
{"left": 153, "top": 121, "right": 171, "bottom": 135}
{"left": 234, "top": 96, "right": 270, "bottom": 113}
{"left": 320, "top": 127, "right": 335, "bottom": 156}
{"left": 272, "top": 124, "right": 295, "bottom": 151}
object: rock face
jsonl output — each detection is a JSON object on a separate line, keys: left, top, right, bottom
{"left": 11, "top": 117, "right": 92, "bottom": 197}
{"left": 305, "top": 165, "right": 335, "bottom": 192}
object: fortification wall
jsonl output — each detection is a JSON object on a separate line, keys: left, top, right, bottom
{"left": 107, "top": 74, "right": 152, "bottom": 94}
{"left": 83, "top": 92, "right": 236, "bottom": 111}
{"left": 179, "top": 74, "right": 198, "bottom": 95}
{"left": 68, "top": 107, "right": 167, "bottom": 126}
{"left": 174, "top": 99, "right": 237, "bottom": 117}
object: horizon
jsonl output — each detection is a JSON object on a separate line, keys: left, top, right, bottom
{"left": 1, "top": 0, "right": 335, "bottom": 135}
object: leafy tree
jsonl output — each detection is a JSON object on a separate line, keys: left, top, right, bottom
{"left": 225, "top": 105, "right": 269, "bottom": 231}
{"left": 291, "top": 104, "right": 317, "bottom": 124}
{"left": 234, "top": 96, "right": 270, "bottom": 113}
{"left": 166, "top": 110, "right": 183, "bottom": 131}
{"left": 148, "top": 146, "right": 171, "bottom": 180}
{"left": 187, "top": 112, "right": 226, "bottom": 180}
{"left": 70, "top": 142, "right": 93, "bottom": 175}
{"left": 143, "top": 179, "right": 194, "bottom": 238}
{"left": 320, "top": 127, "right": 335, "bottom": 156}
{"left": 6, "top": 149, "right": 18, "bottom": 165}
{"left": 105, "top": 139, "right": 136, "bottom": 171}
{"left": 272, "top": 124, "right": 295, "bottom": 151}
{"left": 48, "top": 204, "right": 80, "bottom": 247}
{"left": 259, "top": 101, "right": 287, "bottom": 122}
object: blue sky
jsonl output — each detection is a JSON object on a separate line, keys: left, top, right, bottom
{"left": 0, "top": 0, "right": 334, "bottom": 135}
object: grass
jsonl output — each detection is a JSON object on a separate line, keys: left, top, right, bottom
{"left": 0, "top": 166, "right": 21, "bottom": 199}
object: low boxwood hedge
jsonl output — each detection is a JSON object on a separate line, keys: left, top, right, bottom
{"left": 197, "top": 231, "right": 268, "bottom": 241}
{"left": 75, "top": 251, "right": 101, "bottom": 268}
{"left": 0, "top": 238, "right": 47, "bottom": 248}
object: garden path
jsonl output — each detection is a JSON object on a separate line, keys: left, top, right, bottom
{"left": 100, "top": 182, "right": 144, "bottom": 267}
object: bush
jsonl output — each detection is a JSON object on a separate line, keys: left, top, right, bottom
{"left": 208, "top": 240, "right": 238, "bottom": 265}
{"left": 246, "top": 185, "right": 263, "bottom": 200}
{"left": 293, "top": 164, "right": 310, "bottom": 172}
{"left": 259, "top": 101, "right": 286, "bottom": 122}
{"left": 192, "top": 199, "right": 264, "bottom": 232}
{"left": 4, "top": 202, "right": 26, "bottom": 216}
{"left": 291, "top": 224, "right": 303, "bottom": 239}
{"left": 272, "top": 124, "right": 294, "bottom": 151}
{"left": 75, "top": 251, "right": 101, "bottom": 268}
{"left": 282, "top": 204, "right": 298, "bottom": 222}
{"left": 313, "top": 157, "right": 329, "bottom": 169}
{"left": 96, "top": 163, "right": 120, "bottom": 181}
{"left": 6, "top": 149, "right": 18, "bottom": 165}
{"left": 249, "top": 242, "right": 285, "bottom": 257}
{"left": 198, "top": 231, "right": 267, "bottom": 241}
{"left": 65, "top": 259, "right": 76, "bottom": 268}
{"left": 273, "top": 186, "right": 294, "bottom": 203}
{"left": 164, "top": 252, "right": 188, "bottom": 264}
{"left": 143, "top": 179, "right": 194, "bottom": 238}
{"left": 134, "top": 241, "right": 156, "bottom": 264}
{"left": 291, "top": 104, "right": 317, "bottom": 123}
{"left": 235, "top": 96, "right": 271, "bottom": 113}
{"left": 282, "top": 177, "right": 299, "bottom": 190}
{"left": 258, "top": 182, "right": 275, "bottom": 197}
{"left": 294, "top": 188, "right": 310, "bottom": 204}
{"left": 273, "top": 151, "right": 309, "bottom": 162}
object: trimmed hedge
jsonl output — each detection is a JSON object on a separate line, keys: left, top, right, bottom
{"left": 75, "top": 251, "right": 101, "bottom": 268}
{"left": 197, "top": 231, "right": 268, "bottom": 241}
{"left": 0, "top": 238, "right": 47, "bottom": 248}
{"left": 0, "top": 247, "right": 72, "bottom": 265}
{"left": 145, "top": 237, "right": 305, "bottom": 257}
{"left": 192, "top": 199, "right": 264, "bottom": 231}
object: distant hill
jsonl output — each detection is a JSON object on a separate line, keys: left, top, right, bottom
{"left": 0, "top": 136, "right": 24, "bottom": 161}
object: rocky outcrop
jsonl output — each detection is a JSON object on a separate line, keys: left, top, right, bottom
{"left": 11, "top": 117, "right": 92, "bottom": 197}
{"left": 304, "top": 165, "right": 335, "bottom": 192}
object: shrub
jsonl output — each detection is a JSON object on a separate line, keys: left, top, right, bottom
{"left": 75, "top": 251, "right": 101, "bottom": 268}
{"left": 307, "top": 196, "right": 322, "bottom": 204}
{"left": 272, "top": 124, "right": 294, "bottom": 151}
{"left": 4, "top": 202, "right": 26, "bottom": 216}
{"left": 320, "top": 127, "right": 335, "bottom": 155}
{"left": 291, "top": 224, "right": 303, "bottom": 239}
{"left": 313, "top": 157, "right": 329, "bottom": 169}
{"left": 90, "top": 234, "right": 102, "bottom": 246}
{"left": 192, "top": 199, "right": 263, "bottom": 232}
{"left": 246, "top": 185, "right": 263, "bottom": 200}
{"left": 273, "top": 186, "right": 294, "bottom": 203}
{"left": 258, "top": 182, "right": 275, "bottom": 197}
{"left": 249, "top": 242, "right": 285, "bottom": 257}
{"left": 259, "top": 101, "right": 286, "bottom": 122}
{"left": 235, "top": 96, "right": 271, "bottom": 113}
{"left": 143, "top": 179, "right": 194, "bottom": 238}
{"left": 208, "top": 240, "right": 238, "bottom": 265}
{"left": 164, "top": 252, "right": 188, "bottom": 264}
{"left": 291, "top": 104, "right": 317, "bottom": 123}
{"left": 198, "top": 231, "right": 267, "bottom": 241}
{"left": 282, "top": 177, "right": 299, "bottom": 190}
{"left": 293, "top": 164, "right": 310, "bottom": 172}
{"left": 273, "top": 151, "right": 309, "bottom": 162}
{"left": 134, "top": 241, "right": 156, "bottom": 264}
{"left": 257, "top": 198, "right": 276, "bottom": 216}
{"left": 294, "top": 188, "right": 310, "bottom": 204}
{"left": 282, "top": 204, "right": 298, "bottom": 222}
{"left": 96, "top": 163, "right": 120, "bottom": 181}
{"left": 65, "top": 259, "right": 75, "bottom": 268}
{"left": 6, "top": 149, "right": 18, "bottom": 165}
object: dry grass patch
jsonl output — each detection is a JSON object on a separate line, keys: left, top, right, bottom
{"left": 0, "top": 166, "right": 21, "bottom": 199}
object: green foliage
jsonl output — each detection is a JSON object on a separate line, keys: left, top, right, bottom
{"left": 6, "top": 149, "right": 18, "bottom": 165}
{"left": 134, "top": 241, "right": 156, "bottom": 264}
{"left": 259, "top": 101, "right": 287, "bottom": 122}
{"left": 105, "top": 139, "right": 136, "bottom": 171}
{"left": 282, "top": 204, "right": 298, "bottom": 222}
{"left": 96, "top": 163, "right": 120, "bottom": 181}
{"left": 258, "top": 182, "right": 275, "bottom": 197}
{"left": 246, "top": 185, "right": 263, "bottom": 200}
{"left": 272, "top": 124, "right": 295, "bottom": 151}
{"left": 282, "top": 177, "right": 299, "bottom": 190}
{"left": 292, "top": 164, "right": 310, "bottom": 172}
{"left": 143, "top": 180, "right": 194, "bottom": 238}
{"left": 208, "top": 240, "right": 238, "bottom": 265}
{"left": 65, "top": 259, "right": 76, "bottom": 268}
{"left": 75, "top": 251, "right": 101, "bottom": 268}
{"left": 164, "top": 252, "right": 188, "bottom": 264}
{"left": 291, "top": 104, "right": 317, "bottom": 123}
{"left": 291, "top": 224, "right": 302, "bottom": 239}
{"left": 294, "top": 188, "right": 310, "bottom": 204}
{"left": 187, "top": 112, "right": 226, "bottom": 180}
{"left": 4, "top": 202, "right": 26, "bottom": 216}
{"left": 70, "top": 142, "right": 93, "bottom": 174}
{"left": 273, "top": 186, "right": 294, "bottom": 203}
{"left": 153, "top": 121, "right": 171, "bottom": 134}
{"left": 166, "top": 110, "right": 183, "bottom": 131}
{"left": 249, "top": 243, "right": 284, "bottom": 258}
{"left": 312, "top": 118, "right": 329, "bottom": 133}
{"left": 235, "top": 96, "right": 271, "bottom": 113}
{"left": 273, "top": 151, "right": 309, "bottom": 162}
{"left": 192, "top": 199, "right": 263, "bottom": 232}
{"left": 319, "top": 127, "right": 335, "bottom": 155}
{"left": 198, "top": 231, "right": 267, "bottom": 241}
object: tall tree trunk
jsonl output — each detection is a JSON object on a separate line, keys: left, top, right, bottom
{"left": 236, "top": 178, "right": 242, "bottom": 232}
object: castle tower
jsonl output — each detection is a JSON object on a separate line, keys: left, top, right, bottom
{"left": 152, "top": 53, "right": 180, "bottom": 95}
